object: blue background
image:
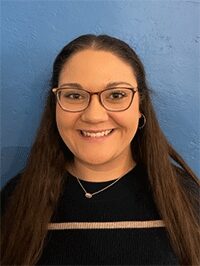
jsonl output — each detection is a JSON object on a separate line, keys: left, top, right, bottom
{"left": 1, "top": 0, "right": 200, "bottom": 187}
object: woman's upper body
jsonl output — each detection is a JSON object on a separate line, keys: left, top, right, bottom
{"left": 1, "top": 34, "right": 200, "bottom": 266}
{"left": 2, "top": 164, "right": 180, "bottom": 265}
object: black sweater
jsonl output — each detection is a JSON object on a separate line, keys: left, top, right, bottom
{"left": 1, "top": 164, "right": 180, "bottom": 265}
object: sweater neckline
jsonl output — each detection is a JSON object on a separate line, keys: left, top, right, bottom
{"left": 68, "top": 163, "right": 140, "bottom": 185}
{"left": 62, "top": 164, "right": 151, "bottom": 202}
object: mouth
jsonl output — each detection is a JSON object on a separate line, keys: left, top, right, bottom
{"left": 79, "top": 129, "right": 114, "bottom": 138}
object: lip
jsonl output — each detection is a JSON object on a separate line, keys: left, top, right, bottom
{"left": 79, "top": 129, "right": 114, "bottom": 133}
{"left": 78, "top": 129, "right": 115, "bottom": 142}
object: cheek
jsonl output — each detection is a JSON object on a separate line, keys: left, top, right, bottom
{"left": 122, "top": 115, "right": 140, "bottom": 136}
{"left": 56, "top": 105, "right": 76, "bottom": 140}
{"left": 112, "top": 104, "right": 140, "bottom": 135}
{"left": 56, "top": 106, "right": 66, "bottom": 132}
{"left": 126, "top": 97, "right": 141, "bottom": 134}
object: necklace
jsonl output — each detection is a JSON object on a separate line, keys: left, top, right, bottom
{"left": 76, "top": 175, "right": 125, "bottom": 199}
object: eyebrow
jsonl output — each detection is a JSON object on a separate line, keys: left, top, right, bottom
{"left": 59, "top": 81, "right": 135, "bottom": 89}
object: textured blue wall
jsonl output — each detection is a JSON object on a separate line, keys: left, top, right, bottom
{"left": 1, "top": 0, "right": 200, "bottom": 187}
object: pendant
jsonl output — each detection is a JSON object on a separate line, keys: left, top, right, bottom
{"left": 85, "top": 193, "right": 92, "bottom": 198}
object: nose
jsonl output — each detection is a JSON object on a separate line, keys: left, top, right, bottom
{"left": 80, "top": 95, "right": 109, "bottom": 123}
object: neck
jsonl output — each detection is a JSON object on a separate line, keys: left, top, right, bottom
{"left": 67, "top": 151, "right": 136, "bottom": 182}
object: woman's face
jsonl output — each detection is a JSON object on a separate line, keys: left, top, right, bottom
{"left": 56, "top": 49, "right": 141, "bottom": 169}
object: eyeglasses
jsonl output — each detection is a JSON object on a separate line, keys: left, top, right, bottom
{"left": 52, "top": 86, "right": 138, "bottom": 112}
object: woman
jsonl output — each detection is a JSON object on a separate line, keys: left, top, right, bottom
{"left": 1, "top": 34, "right": 199, "bottom": 265}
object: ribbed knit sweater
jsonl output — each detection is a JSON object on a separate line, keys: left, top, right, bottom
{"left": 1, "top": 164, "right": 180, "bottom": 265}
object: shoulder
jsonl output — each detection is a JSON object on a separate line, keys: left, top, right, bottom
{"left": 1, "top": 174, "right": 22, "bottom": 215}
{"left": 177, "top": 168, "right": 199, "bottom": 195}
{"left": 174, "top": 165, "right": 200, "bottom": 217}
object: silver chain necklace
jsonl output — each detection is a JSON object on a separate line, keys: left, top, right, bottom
{"left": 76, "top": 175, "right": 125, "bottom": 199}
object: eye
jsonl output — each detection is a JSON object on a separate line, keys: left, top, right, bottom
{"left": 64, "top": 93, "right": 83, "bottom": 100}
{"left": 110, "top": 91, "right": 126, "bottom": 99}
{"left": 109, "top": 90, "right": 127, "bottom": 100}
{"left": 59, "top": 89, "right": 87, "bottom": 101}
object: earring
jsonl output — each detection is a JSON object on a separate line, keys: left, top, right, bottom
{"left": 139, "top": 113, "right": 146, "bottom": 129}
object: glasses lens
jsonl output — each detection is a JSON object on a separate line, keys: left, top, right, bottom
{"left": 57, "top": 88, "right": 89, "bottom": 111}
{"left": 101, "top": 88, "right": 133, "bottom": 111}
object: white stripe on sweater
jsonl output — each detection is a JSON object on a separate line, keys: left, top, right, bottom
{"left": 48, "top": 220, "right": 165, "bottom": 230}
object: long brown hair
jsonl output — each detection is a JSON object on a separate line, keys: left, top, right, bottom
{"left": 1, "top": 34, "right": 199, "bottom": 265}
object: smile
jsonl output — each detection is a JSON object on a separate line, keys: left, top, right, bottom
{"left": 80, "top": 129, "right": 114, "bottom": 138}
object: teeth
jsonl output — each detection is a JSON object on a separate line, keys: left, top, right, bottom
{"left": 81, "top": 129, "right": 113, "bottom": 137}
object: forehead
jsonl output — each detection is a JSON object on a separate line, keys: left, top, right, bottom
{"left": 58, "top": 49, "right": 137, "bottom": 89}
